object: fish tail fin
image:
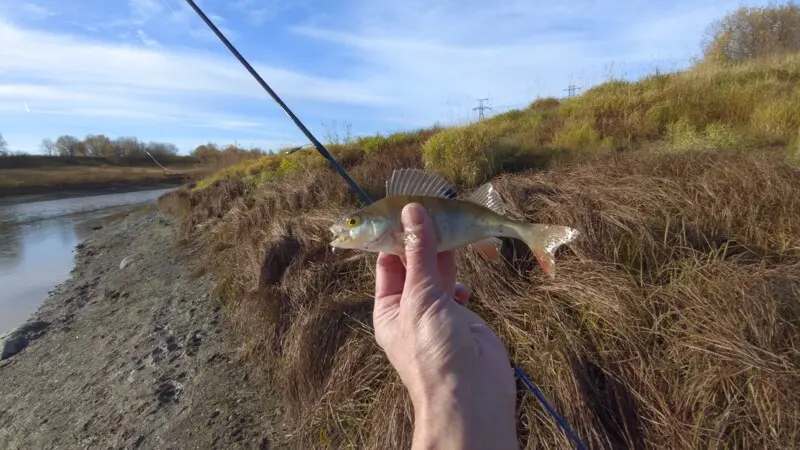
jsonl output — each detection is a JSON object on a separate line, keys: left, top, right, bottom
{"left": 510, "top": 223, "right": 579, "bottom": 278}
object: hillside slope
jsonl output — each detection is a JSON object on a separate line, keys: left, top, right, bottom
{"left": 159, "top": 56, "right": 800, "bottom": 449}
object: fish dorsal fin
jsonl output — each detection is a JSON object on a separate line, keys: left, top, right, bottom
{"left": 466, "top": 182, "right": 506, "bottom": 215}
{"left": 385, "top": 168, "right": 456, "bottom": 198}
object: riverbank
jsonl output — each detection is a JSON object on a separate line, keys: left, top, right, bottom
{"left": 0, "top": 169, "right": 199, "bottom": 203}
{"left": 0, "top": 206, "right": 279, "bottom": 448}
{"left": 0, "top": 182, "right": 186, "bottom": 207}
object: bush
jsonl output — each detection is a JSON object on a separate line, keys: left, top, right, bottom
{"left": 420, "top": 122, "right": 500, "bottom": 188}
{"left": 702, "top": 4, "right": 800, "bottom": 63}
{"left": 667, "top": 119, "right": 744, "bottom": 151}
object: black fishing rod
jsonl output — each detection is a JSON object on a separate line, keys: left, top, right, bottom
{"left": 183, "top": 0, "right": 372, "bottom": 205}
{"left": 184, "top": 2, "right": 586, "bottom": 448}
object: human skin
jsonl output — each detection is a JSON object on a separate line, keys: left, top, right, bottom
{"left": 372, "top": 203, "right": 519, "bottom": 450}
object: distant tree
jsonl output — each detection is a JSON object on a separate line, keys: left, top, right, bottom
{"left": 84, "top": 134, "right": 115, "bottom": 158}
{"left": 0, "top": 133, "right": 7, "bottom": 156}
{"left": 113, "top": 136, "right": 145, "bottom": 158}
{"left": 191, "top": 142, "right": 220, "bottom": 162}
{"left": 703, "top": 4, "right": 800, "bottom": 63}
{"left": 55, "top": 135, "right": 85, "bottom": 156}
{"left": 145, "top": 141, "right": 179, "bottom": 157}
{"left": 39, "top": 138, "right": 56, "bottom": 156}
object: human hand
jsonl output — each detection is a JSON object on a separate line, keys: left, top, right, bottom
{"left": 373, "top": 203, "right": 518, "bottom": 450}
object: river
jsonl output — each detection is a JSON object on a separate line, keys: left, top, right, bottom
{"left": 0, "top": 188, "right": 175, "bottom": 333}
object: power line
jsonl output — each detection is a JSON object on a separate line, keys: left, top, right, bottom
{"left": 473, "top": 98, "right": 493, "bottom": 120}
{"left": 563, "top": 84, "right": 581, "bottom": 98}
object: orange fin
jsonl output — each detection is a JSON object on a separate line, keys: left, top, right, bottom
{"left": 533, "top": 248, "right": 556, "bottom": 278}
{"left": 471, "top": 237, "right": 502, "bottom": 261}
{"left": 514, "top": 224, "right": 580, "bottom": 278}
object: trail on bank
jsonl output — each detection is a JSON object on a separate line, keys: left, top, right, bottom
{"left": 0, "top": 206, "right": 279, "bottom": 449}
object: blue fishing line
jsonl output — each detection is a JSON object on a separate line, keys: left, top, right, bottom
{"left": 185, "top": 2, "right": 588, "bottom": 447}
{"left": 514, "top": 365, "right": 588, "bottom": 450}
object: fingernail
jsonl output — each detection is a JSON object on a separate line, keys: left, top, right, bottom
{"left": 401, "top": 204, "right": 426, "bottom": 248}
{"left": 402, "top": 203, "right": 426, "bottom": 227}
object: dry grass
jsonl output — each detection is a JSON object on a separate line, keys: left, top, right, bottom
{"left": 160, "top": 145, "right": 800, "bottom": 449}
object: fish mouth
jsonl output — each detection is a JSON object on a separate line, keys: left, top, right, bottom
{"left": 329, "top": 225, "right": 350, "bottom": 249}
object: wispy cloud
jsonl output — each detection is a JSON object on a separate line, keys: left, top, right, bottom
{"left": 129, "top": 0, "right": 163, "bottom": 24}
{"left": 136, "top": 29, "right": 160, "bottom": 47}
{"left": 0, "top": 17, "right": 391, "bottom": 152}
{"left": 287, "top": 0, "right": 763, "bottom": 125}
{"left": 0, "top": 0, "right": 775, "bottom": 154}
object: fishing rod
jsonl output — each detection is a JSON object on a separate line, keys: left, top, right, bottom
{"left": 182, "top": 0, "right": 372, "bottom": 205}
{"left": 184, "top": 1, "right": 586, "bottom": 448}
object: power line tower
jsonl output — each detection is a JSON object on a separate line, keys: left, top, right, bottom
{"left": 473, "top": 98, "right": 492, "bottom": 120}
{"left": 563, "top": 85, "right": 581, "bottom": 98}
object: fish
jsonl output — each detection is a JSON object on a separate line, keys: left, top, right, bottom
{"left": 329, "top": 168, "right": 580, "bottom": 277}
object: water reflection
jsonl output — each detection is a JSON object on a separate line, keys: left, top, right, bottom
{"left": 0, "top": 188, "right": 174, "bottom": 333}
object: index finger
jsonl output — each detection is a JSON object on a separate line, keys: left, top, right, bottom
{"left": 375, "top": 252, "right": 405, "bottom": 299}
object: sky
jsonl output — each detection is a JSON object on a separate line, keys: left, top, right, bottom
{"left": 0, "top": 0, "right": 778, "bottom": 154}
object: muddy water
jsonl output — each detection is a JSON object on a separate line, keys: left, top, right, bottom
{"left": 0, "top": 188, "right": 174, "bottom": 333}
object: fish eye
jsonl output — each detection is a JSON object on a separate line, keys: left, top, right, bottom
{"left": 347, "top": 216, "right": 360, "bottom": 228}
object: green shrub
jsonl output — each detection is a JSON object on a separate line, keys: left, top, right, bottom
{"left": 551, "top": 117, "right": 601, "bottom": 149}
{"left": 421, "top": 123, "right": 499, "bottom": 187}
{"left": 667, "top": 119, "right": 744, "bottom": 151}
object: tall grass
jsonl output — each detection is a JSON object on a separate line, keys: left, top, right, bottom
{"left": 159, "top": 54, "right": 800, "bottom": 449}
{"left": 161, "top": 147, "right": 800, "bottom": 449}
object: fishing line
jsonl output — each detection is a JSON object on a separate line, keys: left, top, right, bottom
{"left": 184, "top": 1, "right": 587, "bottom": 448}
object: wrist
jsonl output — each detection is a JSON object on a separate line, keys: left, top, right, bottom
{"left": 410, "top": 379, "right": 519, "bottom": 450}
{"left": 412, "top": 391, "right": 469, "bottom": 450}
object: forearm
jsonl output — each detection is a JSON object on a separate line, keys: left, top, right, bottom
{"left": 411, "top": 389, "right": 518, "bottom": 450}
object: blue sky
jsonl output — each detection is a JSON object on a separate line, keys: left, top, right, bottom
{"left": 0, "top": 0, "right": 776, "bottom": 154}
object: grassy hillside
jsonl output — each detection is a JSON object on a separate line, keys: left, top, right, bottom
{"left": 159, "top": 55, "right": 800, "bottom": 449}
{"left": 191, "top": 54, "right": 800, "bottom": 193}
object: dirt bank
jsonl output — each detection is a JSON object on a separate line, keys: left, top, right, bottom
{"left": 0, "top": 206, "right": 279, "bottom": 449}
{"left": 0, "top": 177, "right": 190, "bottom": 205}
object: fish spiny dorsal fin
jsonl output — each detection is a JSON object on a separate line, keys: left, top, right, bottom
{"left": 385, "top": 168, "right": 456, "bottom": 198}
{"left": 466, "top": 182, "right": 506, "bottom": 215}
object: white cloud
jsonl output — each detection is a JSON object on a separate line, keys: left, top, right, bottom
{"left": 136, "top": 29, "right": 160, "bottom": 47}
{"left": 285, "top": 0, "right": 765, "bottom": 124}
{"left": 0, "top": 20, "right": 391, "bottom": 105}
{"left": 18, "top": 2, "right": 57, "bottom": 19}
{"left": 0, "top": 18, "right": 395, "bottom": 152}
{"left": 129, "top": 0, "right": 163, "bottom": 24}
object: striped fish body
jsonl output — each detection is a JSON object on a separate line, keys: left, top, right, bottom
{"left": 357, "top": 194, "right": 511, "bottom": 255}
{"left": 329, "top": 169, "right": 579, "bottom": 277}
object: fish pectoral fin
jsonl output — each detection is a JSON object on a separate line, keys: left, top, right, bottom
{"left": 385, "top": 168, "right": 457, "bottom": 199}
{"left": 465, "top": 181, "right": 506, "bottom": 215}
{"left": 470, "top": 237, "right": 503, "bottom": 261}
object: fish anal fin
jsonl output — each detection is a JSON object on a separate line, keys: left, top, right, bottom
{"left": 466, "top": 182, "right": 506, "bottom": 215}
{"left": 532, "top": 248, "right": 556, "bottom": 278}
{"left": 386, "top": 168, "right": 456, "bottom": 198}
{"left": 471, "top": 237, "right": 502, "bottom": 261}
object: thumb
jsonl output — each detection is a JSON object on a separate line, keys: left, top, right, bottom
{"left": 401, "top": 203, "right": 441, "bottom": 301}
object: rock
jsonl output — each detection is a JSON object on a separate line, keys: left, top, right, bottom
{"left": 119, "top": 255, "right": 135, "bottom": 270}
{"left": 1, "top": 334, "right": 29, "bottom": 360}
{"left": 0, "top": 321, "right": 49, "bottom": 360}
{"left": 18, "top": 320, "right": 49, "bottom": 338}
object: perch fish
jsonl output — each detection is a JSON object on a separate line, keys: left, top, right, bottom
{"left": 329, "top": 169, "right": 579, "bottom": 277}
